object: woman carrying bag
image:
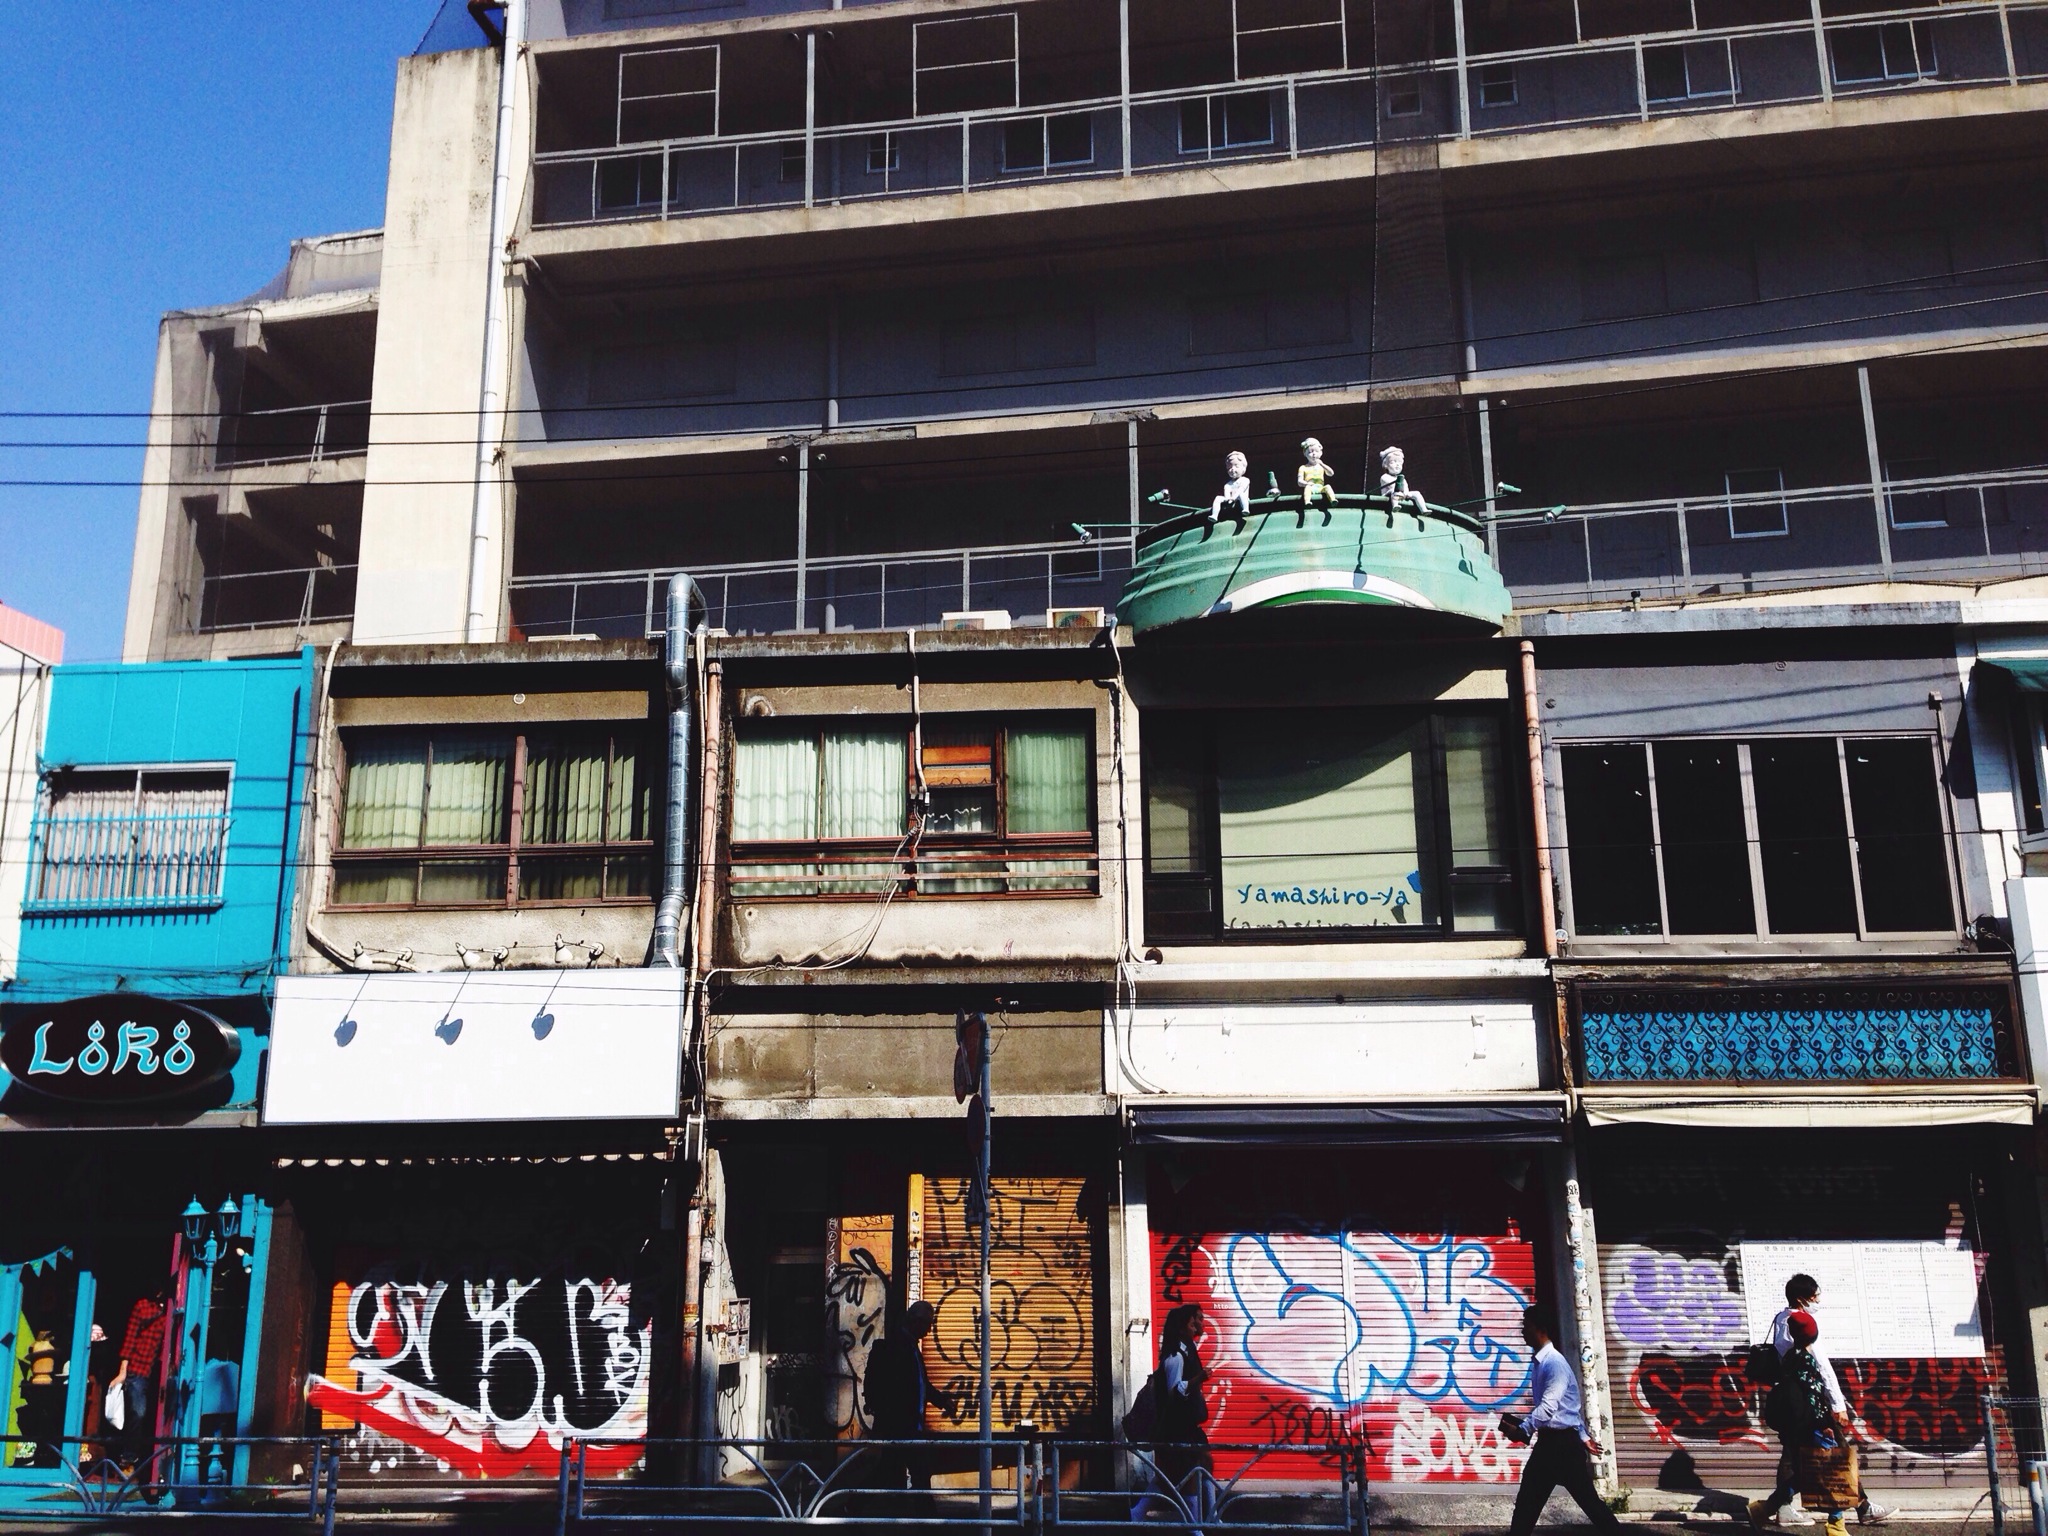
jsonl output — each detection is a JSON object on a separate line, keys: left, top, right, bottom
{"left": 1773, "top": 1311, "right": 1860, "bottom": 1536}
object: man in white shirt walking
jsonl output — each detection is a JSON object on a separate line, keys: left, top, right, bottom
{"left": 1501, "top": 1304, "right": 1624, "bottom": 1536}
{"left": 1750, "top": 1274, "right": 1890, "bottom": 1528}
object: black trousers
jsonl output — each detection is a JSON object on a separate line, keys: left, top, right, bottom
{"left": 1508, "top": 1429, "right": 1623, "bottom": 1536}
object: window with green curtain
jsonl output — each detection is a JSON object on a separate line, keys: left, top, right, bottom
{"left": 821, "top": 727, "right": 907, "bottom": 892}
{"left": 733, "top": 730, "right": 822, "bottom": 897}
{"left": 522, "top": 733, "right": 609, "bottom": 902}
{"left": 1217, "top": 717, "right": 1435, "bottom": 929}
{"left": 335, "top": 737, "right": 428, "bottom": 905}
{"left": 1006, "top": 722, "right": 1090, "bottom": 832}
{"left": 1004, "top": 720, "right": 1092, "bottom": 892}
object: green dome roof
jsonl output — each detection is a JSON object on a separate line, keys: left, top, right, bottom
{"left": 1117, "top": 493, "right": 1511, "bottom": 635}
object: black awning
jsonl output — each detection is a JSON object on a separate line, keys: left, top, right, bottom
{"left": 1127, "top": 1099, "right": 1567, "bottom": 1147}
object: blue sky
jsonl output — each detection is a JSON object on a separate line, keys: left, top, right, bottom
{"left": 0, "top": 1, "right": 454, "bottom": 662}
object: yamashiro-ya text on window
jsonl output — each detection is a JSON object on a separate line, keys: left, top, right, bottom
{"left": 1144, "top": 710, "right": 1519, "bottom": 940}
{"left": 729, "top": 716, "right": 1095, "bottom": 896}
{"left": 332, "top": 728, "right": 654, "bottom": 908}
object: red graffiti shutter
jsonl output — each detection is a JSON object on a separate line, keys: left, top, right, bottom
{"left": 1155, "top": 1155, "right": 1540, "bottom": 1490}
{"left": 1594, "top": 1143, "right": 2008, "bottom": 1499}
{"left": 918, "top": 1176, "right": 1099, "bottom": 1435}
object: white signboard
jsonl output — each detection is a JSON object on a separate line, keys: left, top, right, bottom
{"left": 266, "top": 970, "right": 686, "bottom": 1124}
{"left": 1738, "top": 1240, "right": 1985, "bottom": 1359}
{"left": 1118, "top": 1001, "right": 1542, "bottom": 1097}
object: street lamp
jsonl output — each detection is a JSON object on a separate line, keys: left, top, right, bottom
{"left": 178, "top": 1197, "right": 242, "bottom": 1487}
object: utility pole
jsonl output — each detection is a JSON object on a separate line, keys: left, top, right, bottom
{"left": 956, "top": 1009, "right": 994, "bottom": 1521}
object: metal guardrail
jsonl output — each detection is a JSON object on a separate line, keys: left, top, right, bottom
{"left": 0, "top": 1435, "right": 337, "bottom": 1526}
{"left": 213, "top": 401, "right": 371, "bottom": 469}
{"left": 531, "top": 0, "right": 2048, "bottom": 227}
{"left": 1494, "top": 467, "right": 2048, "bottom": 606}
{"left": 510, "top": 535, "right": 1133, "bottom": 639}
{"left": 26, "top": 809, "right": 231, "bottom": 912}
{"left": 553, "top": 1436, "right": 1369, "bottom": 1534}
{"left": 1985, "top": 1396, "right": 2045, "bottom": 1536}
{"left": 197, "top": 564, "right": 358, "bottom": 634}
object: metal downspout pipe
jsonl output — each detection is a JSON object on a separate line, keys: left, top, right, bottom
{"left": 464, "top": 0, "right": 528, "bottom": 643}
{"left": 652, "top": 574, "right": 700, "bottom": 967}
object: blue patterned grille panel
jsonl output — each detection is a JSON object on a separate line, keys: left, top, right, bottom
{"left": 1578, "top": 986, "right": 2018, "bottom": 1082}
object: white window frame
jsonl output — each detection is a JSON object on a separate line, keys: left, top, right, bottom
{"left": 27, "top": 761, "right": 236, "bottom": 913}
{"left": 1725, "top": 467, "right": 1790, "bottom": 540}
{"left": 617, "top": 44, "right": 721, "bottom": 145}
{"left": 1555, "top": 734, "right": 1962, "bottom": 945}
{"left": 865, "top": 132, "right": 901, "bottom": 175}
{"left": 1884, "top": 457, "right": 1949, "bottom": 531}
{"left": 912, "top": 13, "right": 1019, "bottom": 118}
{"left": 1231, "top": 0, "right": 1348, "bottom": 81}
{"left": 1476, "top": 63, "right": 1518, "bottom": 108}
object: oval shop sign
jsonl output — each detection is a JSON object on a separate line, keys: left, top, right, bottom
{"left": 1, "top": 995, "right": 241, "bottom": 1104}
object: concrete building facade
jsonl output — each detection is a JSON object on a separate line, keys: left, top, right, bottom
{"left": 8, "top": 0, "right": 2047, "bottom": 1519}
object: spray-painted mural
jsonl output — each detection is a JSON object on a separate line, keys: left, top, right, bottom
{"left": 824, "top": 1215, "right": 894, "bottom": 1438}
{"left": 1600, "top": 1239, "right": 1999, "bottom": 1492}
{"left": 309, "top": 1250, "right": 651, "bottom": 1479}
{"left": 1152, "top": 1224, "right": 1537, "bottom": 1482}
{"left": 916, "top": 1176, "right": 1098, "bottom": 1435}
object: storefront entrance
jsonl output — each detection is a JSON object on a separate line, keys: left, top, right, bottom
{"left": 0, "top": 1202, "right": 266, "bottom": 1506}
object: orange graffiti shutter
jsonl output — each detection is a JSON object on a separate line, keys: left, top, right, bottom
{"left": 917, "top": 1176, "right": 1097, "bottom": 1435}
{"left": 318, "top": 1278, "right": 358, "bottom": 1431}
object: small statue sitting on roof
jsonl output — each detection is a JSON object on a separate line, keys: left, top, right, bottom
{"left": 1298, "top": 437, "right": 1338, "bottom": 507}
{"left": 1379, "top": 445, "right": 1427, "bottom": 517}
{"left": 1209, "top": 451, "right": 1253, "bottom": 524}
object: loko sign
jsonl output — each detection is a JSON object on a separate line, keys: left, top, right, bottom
{"left": 1, "top": 994, "right": 242, "bottom": 1104}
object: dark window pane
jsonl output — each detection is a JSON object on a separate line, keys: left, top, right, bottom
{"left": 1751, "top": 739, "right": 1857, "bottom": 933}
{"left": 520, "top": 854, "right": 604, "bottom": 903}
{"left": 331, "top": 860, "right": 417, "bottom": 906}
{"left": 1560, "top": 745, "right": 1661, "bottom": 936}
{"left": 1652, "top": 740, "right": 1755, "bottom": 935}
{"left": 1845, "top": 738, "right": 1954, "bottom": 932}
{"left": 418, "top": 857, "right": 510, "bottom": 905}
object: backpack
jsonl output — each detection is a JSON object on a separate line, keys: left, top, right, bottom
{"left": 1745, "top": 1342, "right": 1782, "bottom": 1388}
{"left": 1121, "top": 1367, "right": 1162, "bottom": 1442}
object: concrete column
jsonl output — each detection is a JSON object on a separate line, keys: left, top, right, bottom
{"left": 354, "top": 49, "right": 515, "bottom": 645}
{"left": 1858, "top": 364, "right": 1893, "bottom": 578}
{"left": 1108, "top": 1149, "right": 1152, "bottom": 1445}
{"left": 1127, "top": 419, "right": 1140, "bottom": 527}
{"left": 795, "top": 444, "right": 810, "bottom": 631}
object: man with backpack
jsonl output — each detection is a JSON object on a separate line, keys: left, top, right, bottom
{"left": 1747, "top": 1275, "right": 1890, "bottom": 1528}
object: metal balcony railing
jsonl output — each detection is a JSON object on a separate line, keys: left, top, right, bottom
{"left": 213, "top": 400, "right": 371, "bottom": 469}
{"left": 1493, "top": 465, "right": 2048, "bottom": 606}
{"left": 196, "top": 564, "right": 357, "bottom": 634}
{"left": 509, "top": 534, "right": 1133, "bottom": 639}
{"left": 27, "top": 809, "right": 232, "bottom": 912}
{"left": 531, "top": 0, "right": 2048, "bottom": 228}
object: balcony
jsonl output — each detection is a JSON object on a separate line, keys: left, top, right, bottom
{"left": 212, "top": 399, "right": 370, "bottom": 470}
{"left": 509, "top": 532, "right": 1133, "bottom": 638}
{"left": 1495, "top": 465, "right": 2048, "bottom": 607}
{"left": 530, "top": 0, "right": 2048, "bottom": 231}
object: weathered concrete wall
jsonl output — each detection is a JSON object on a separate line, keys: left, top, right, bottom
{"left": 355, "top": 49, "right": 516, "bottom": 645}
{"left": 722, "top": 677, "right": 1132, "bottom": 966}
{"left": 708, "top": 1008, "right": 1102, "bottom": 1106}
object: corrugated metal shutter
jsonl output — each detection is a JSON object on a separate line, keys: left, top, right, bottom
{"left": 1594, "top": 1143, "right": 2007, "bottom": 1497}
{"left": 917, "top": 1176, "right": 1098, "bottom": 1435}
{"left": 1150, "top": 1214, "right": 1540, "bottom": 1486}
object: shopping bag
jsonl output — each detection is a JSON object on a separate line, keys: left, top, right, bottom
{"left": 104, "top": 1381, "right": 126, "bottom": 1432}
{"left": 1797, "top": 1441, "right": 1860, "bottom": 1509}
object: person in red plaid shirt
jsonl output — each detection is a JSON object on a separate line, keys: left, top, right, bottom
{"left": 109, "top": 1290, "right": 169, "bottom": 1466}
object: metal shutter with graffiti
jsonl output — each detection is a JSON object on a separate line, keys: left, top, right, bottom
{"left": 1594, "top": 1144, "right": 2007, "bottom": 1498}
{"left": 916, "top": 1176, "right": 1099, "bottom": 1435}
{"left": 1147, "top": 1153, "right": 1547, "bottom": 1485}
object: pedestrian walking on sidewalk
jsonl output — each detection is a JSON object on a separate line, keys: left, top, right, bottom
{"left": 1755, "top": 1311, "right": 1863, "bottom": 1536}
{"left": 1500, "top": 1304, "right": 1624, "bottom": 1536}
{"left": 1748, "top": 1275, "right": 1890, "bottom": 1529}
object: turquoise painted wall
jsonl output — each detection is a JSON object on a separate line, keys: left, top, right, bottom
{"left": 0, "top": 652, "right": 314, "bottom": 1105}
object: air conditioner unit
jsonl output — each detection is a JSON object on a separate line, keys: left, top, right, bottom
{"left": 941, "top": 610, "right": 1012, "bottom": 631}
{"left": 1047, "top": 606, "right": 1106, "bottom": 630}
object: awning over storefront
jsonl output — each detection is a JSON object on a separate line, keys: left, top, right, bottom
{"left": 1982, "top": 656, "right": 2048, "bottom": 692}
{"left": 1581, "top": 1089, "right": 2037, "bottom": 1128}
{"left": 1127, "top": 1095, "right": 1567, "bottom": 1145}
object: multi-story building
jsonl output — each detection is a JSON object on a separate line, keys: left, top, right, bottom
{"left": 11, "top": 0, "right": 2045, "bottom": 1518}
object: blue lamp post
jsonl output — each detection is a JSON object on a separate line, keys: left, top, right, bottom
{"left": 176, "top": 1198, "right": 241, "bottom": 1488}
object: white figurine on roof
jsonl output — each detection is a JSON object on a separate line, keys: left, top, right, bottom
{"left": 1298, "top": 438, "right": 1338, "bottom": 507}
{"left": 1209, "top": 451, "right": 1253, "bottom": 524}
{"left": 1379, "top": 446, "right": 1426, "bottom": 516}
